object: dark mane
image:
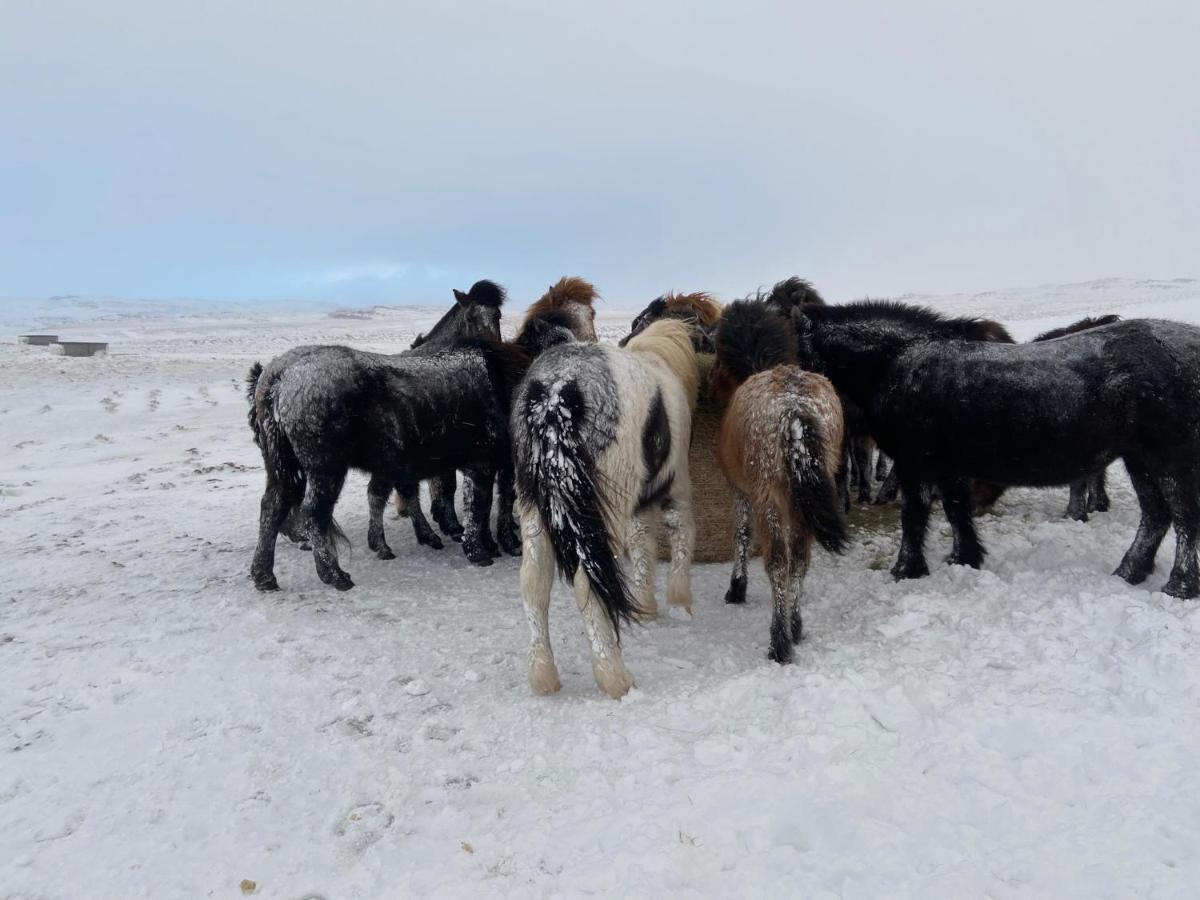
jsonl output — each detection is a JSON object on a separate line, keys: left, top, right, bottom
{"left": 1033, "top": 314, "right": 1121, "bottom": 343}
{"left": 767, "top": 277, "right": 826, "bottom": 310}
{"left": 715, "top": 299, "right": 797, "bottom": 382}
{"left": 804, "top": 300, "right": 1013, "bottom": 342}
{"left": 467, "top": 279, "right": 506, "bottom": 308}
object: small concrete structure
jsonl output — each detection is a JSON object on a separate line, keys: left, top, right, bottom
{"left": 17, "top": 334, "right": 58, "bottom": 345}
{"left": 52, "top": 341, "right": 109, "bottom": 357}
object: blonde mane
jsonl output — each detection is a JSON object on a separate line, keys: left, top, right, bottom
{"left": 626, "top": 319, "right": 699, "bottom": 410}
{"left": 524, "top": 276, "right": 599, "bottom": 320}
{"left": 662, "top": 291, "right": 723, "bottom": 329}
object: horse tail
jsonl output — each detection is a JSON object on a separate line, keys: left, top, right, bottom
{"left": 246, "top": 362, "right": 264, "bottom": 447}
{"left": 248, "top": 364, "right": 314, "bottom": 530}
{"left": 516, "top": 377, "right": 639, "bottom": 637}
{"left": 782, "top": 408, "right": 848, "bottom": 554}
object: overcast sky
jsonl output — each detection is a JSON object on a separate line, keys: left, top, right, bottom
{"left": 2, "top": 1, "right": 1196, "bottom": 306}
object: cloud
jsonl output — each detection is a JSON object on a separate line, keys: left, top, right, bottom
{"left": 313, "top": 262, "right": 409, "bottom": 285}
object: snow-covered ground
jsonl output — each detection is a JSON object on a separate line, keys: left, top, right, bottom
{"left": 3, "top": 278, "right": 1199, "bottom": 899}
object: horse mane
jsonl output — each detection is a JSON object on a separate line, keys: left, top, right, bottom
{"left": 411, "top": 279, "right": 506, "bottom": 349}
{"left": 1033, "top": 314, "right": 1121, "bottom": 343}
{"left": 767, "top": 277, "right": 826, "bottom": 310}
{"left": 715, "top": 299, "right": 797, "bottom": 383}
{"left": 626, "top": 319, "right": 699, "bottom": 410}
{"left": 525, "top": 276, "right": 598, "bottom": 318}
{"left": 659, "top": 291, "right": 723, "bottom": 328}
{"left": 466, "top": 279, "right": 506, "bottom": 308}
{"left": 805, "top": 299, "right": 1014, "bottom": 342}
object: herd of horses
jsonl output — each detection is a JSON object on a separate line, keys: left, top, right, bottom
{"left": 245, "top": 276, "right": 1200, "bottom": 697}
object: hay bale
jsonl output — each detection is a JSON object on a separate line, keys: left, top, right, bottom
{"left": 657, "top": 353, "right": 736, "bottom": 563}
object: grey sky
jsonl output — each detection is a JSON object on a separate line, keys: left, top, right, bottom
{"left": 2, "top": 0, "right": 1196, "bottom": 306}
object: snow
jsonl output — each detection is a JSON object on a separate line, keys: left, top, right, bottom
{"left": 3, "top": 278, "right": 1200, "bottom": 898}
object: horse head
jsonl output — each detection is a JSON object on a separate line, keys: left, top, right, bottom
{"left": 618, "top": 291, "right": 722, "bottom": 351}
{"left": 524, "top": 276, "right": 599, "bottom": 343}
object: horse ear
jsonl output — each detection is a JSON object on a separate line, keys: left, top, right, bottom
{"left": 453, "top": 288, "right": 468, "bottom": 306}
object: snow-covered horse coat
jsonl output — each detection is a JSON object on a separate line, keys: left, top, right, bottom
{"left": 512, "top": 319, "right": 699, "bottom": 698}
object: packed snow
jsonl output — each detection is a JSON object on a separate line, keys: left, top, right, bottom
{"left": 2, "top": 278, "right": 1200, "bottom": 898}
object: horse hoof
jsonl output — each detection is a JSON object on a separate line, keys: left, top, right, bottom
{"left": 420, "top": 536, "right": 444, "bottom": 551}
{"left": 767, "top": 644, "right": 794, "bottom": 665}
{"left": 376, "top": 547, "right": 396, "bottom": 560}
{"left": 1114, "top": 562, "right": 1151, "bottom": 586}
{"left": 1162, "top": 576, "right": 1200, "bottom": 599}
{"left": 332, "top": 574, "right": 355, "bottom": 591}
{"left": 464, "top": 545, "right": 495, "bottom": 566}
{"left": 724, "top": 577, "right": 747, "bottom": 605}
{"left": 253, "top": 575, "right": 280, "bottom": 592}
{"left": 298, "top": 541, "right": 312, "bottom": 551}
{"left": 891, "top": 559, "right": 930, "bottom": 580}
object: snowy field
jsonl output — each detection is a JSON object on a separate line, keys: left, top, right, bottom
{"left": 3, "top": 278, "right": 1200, "bottom": 899}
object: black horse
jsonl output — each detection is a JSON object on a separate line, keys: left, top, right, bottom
{"left": 791, "top": 302, "right": 1200, "bottom": 598}
{"left": 246, "top": 306, "right": 574, "bottom": 591}
{"left": 1031, "top": 315, "right": 1122, "bottom": 521}
{"left": 395, "top": 282, "right": 507, "bottom": 545}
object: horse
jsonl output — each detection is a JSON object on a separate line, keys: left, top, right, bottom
{"left": 523, "top": 275, "right": 600, "bottom": 342}
{"left": 759, "top": 277, "right": 877, "bottom": 507}
{"left": 513, "top": 319, "right": 700, "bottom": 699}
{"left": 394, "top": 276, "right": 602, "bottom": 546}
{"left": 791, "top": 301, "right": 1200, "bottom": 598}
{"left": 711, "top": 300, "right": 848, "bottom": 663}
{"left": 872, "top": 315, "right": 1016, "bottom": 508}
{"left": 391, "top": 282, "right": 506, "bottom": 547}
{"left": 618, "top": 290, "right": 723, "bottom": 351}
{"left": 245, "top": 307, "right": 574, "bottom": 591}
{"left": 1032, "top": 315, "right": 1122, "bottom": 521}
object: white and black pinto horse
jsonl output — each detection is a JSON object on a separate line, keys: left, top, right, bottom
{"left": 792, "top": 302, "right": 1200, "bottom": 598}
{"left": 513, "top": 319, "right": 700, "bottom": 698}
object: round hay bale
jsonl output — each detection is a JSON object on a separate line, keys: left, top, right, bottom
{"left": 658, "top": 353, "right": 736, "bottom": 562}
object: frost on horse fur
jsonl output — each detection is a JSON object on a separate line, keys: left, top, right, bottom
{"left": 712, "top": 300, "right": 848, "bottom": 664}
{"left": 794, "top": 302, "right": 1200, "bottom": 598}
{"left": 513, "top": 319, "right": 699, "bottom": 699}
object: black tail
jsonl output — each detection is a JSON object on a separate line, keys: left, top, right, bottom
{"left": 517, "top": 378, "right": 640, "bottom": 637}
{"left": 783, "top": 413, "right": 848, "bottom": 554}
{"left": 246, "top": 362, "right": 264, "bottom": 447}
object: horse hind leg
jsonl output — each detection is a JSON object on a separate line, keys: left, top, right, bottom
{"left": 724, "top": 490, "right": 752, "bottom": 604}
{"left": 1064, "top": 480, "right": 1089, "bottom": 521}
{"left": 852, "top": 438, "right": 873, "bottom": 504}
{"left": 366, "top": 475, "right": 398, "bottom": 559}
{"left": 875, "top": 462, "right": 900, "bottom": 505}
{"left": 875, "top": 452, "right": 890, "bottom": 482}
{"left": 430, "top": 472, "right": 464, "bottom": 541}
{"left": 939, "top": 478, "right": 986, "bottom": 568}
{"left": 1089, "top": 469, "right": 1111, "bottom": 513}
{"left": 891, "top": 470, "right": 932, "bottom": 579}
{"left": 460, "top": 467, "right": 498, "bottom": 566}
{"left": 1114, "top": 459, "right": 1171, "bottom": 586}
{"left": 303, "top": 471, "right": 353, "bottom": 591}
{"left": 1158, "top": 467, "right": 1200, "bottom": 599}
{"left": 519, "top": 502, "right": 561, "bottom": 694}
{"left": 251, "top": 477, "right": 300, "bottom": 591}
{"left": 495, "top": 467, "right": 522, "bottom": 557}
{"left": 661, "top": 484, "right": 695, "bottom": 613}
{"left": 787, "top": 533, "right": 812, "bottom": 645}
{"left": 574, "top": 567, "right": 634, "bottom": 699}
{"left": 396, "top": 478, "right": 444, "bottom": 551}
{"left": 763, "top": 508, "right": 794, "bottom": 664}
{"left": 625, "top": 514, "right": 658, "bottom": 619}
